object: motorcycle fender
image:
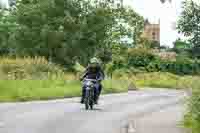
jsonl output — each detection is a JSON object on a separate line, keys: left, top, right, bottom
{"left": 85, "top": 87, "right": 91, "bottom": 90}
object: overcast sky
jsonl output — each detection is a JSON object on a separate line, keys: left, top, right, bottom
{"left": 123, "top": 0, "right": 185, "bottom": 47}
{"left": 124, "top": 0, "right": 183, "bottom": 23}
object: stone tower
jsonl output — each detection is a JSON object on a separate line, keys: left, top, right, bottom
{"left": 142, "top": 19, "right": 160, "bottom": 43}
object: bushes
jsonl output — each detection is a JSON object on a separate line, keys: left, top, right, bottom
{"left": 146, "top": 58, "right": 200, "bottom": 75}
{"left": 105, "top": 56, "right": 128, "bottom": 77}
{"left": 128, "top": 48, "right": 156, "bottom": 67}
{"left": 125, "top": 48, "right": 200, "bottom": 75}
{"left": 105, "top": 47, "right": 200, "bottom": 76}
{"left": 126, "top": 48, "right": 190, "bottom": 75}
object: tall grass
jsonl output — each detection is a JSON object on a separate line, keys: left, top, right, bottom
{"left": 0, "top": 56, "right": 65, "bottom": 80}
{"left": 132, "top": 72, "right": 198, "bottom": 89}
{"left": 112, "top": 70, "right": 199, "bottom": 89}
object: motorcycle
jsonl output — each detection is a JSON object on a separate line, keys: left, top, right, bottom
{"left": 82, "top": 79, "right": 98, "bottom": 110}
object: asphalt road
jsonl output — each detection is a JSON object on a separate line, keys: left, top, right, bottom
{"left": 0, "top": 89, "right": 187, "bottom": 133}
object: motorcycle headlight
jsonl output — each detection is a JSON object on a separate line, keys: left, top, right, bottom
{"left": 86, "top": 81, "right": 93, "bottom": 86}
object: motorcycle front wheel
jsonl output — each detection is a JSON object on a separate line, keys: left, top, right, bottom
{"left": 85, "top": 89, "right": 90, "bottom": 110}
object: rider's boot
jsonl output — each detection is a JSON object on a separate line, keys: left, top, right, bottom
{"left": 95, "top": 96, "right": 99, "bottom": 104}
{"left": 94, "top": 97, "right": 98, "bottom": 104}
{"left": 94, "top": 87, "right": 99, "bottom": 104}
{"left": 80, "top": 88, "right": 85, "bottom": 104}
{"left": 95, "top": 84, "right": 102, "bottom": 104}
{"left": 80, "top": 97, "right": 84, "bottom": 104}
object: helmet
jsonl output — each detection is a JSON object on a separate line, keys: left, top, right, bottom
{"left": 90, "top": 57, "right": 100, "bottom": 64}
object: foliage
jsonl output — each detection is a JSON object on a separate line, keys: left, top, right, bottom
{"left": 150, "top": 40, "right": 160, "bottom": 49}
{"left": 177, "top": 0, "right": 200, "bottom": 58}
{"left": 159, "top": 45, "right": 169, "bottom": 51}
{"left": 146, "top": 57, "right": 200, "bottom": 75}
{"left": 173, "top": 39, "right": 191, "bottom": 50}
{"left": 128, "top": 48, "right": 156, "bottom": 67}
{"left": 105, "top": 55, "right": 127, "bottom": 77}
{"left": 0, "top": 0, "right": 144, "bottom": 68}
{"left": 105, "top": 46, "right": 200, "bottom": 76}
{"left": 0, "top": 10, "right": 17, "bottom": 56}
{"left": 173, "top": 39, "right": 192, "bottom": 57}
{"left": 138, "top": 37, "right": 160, "bottom": 49}
{"left": 13, "top": 0, "right": 116, "bottom": 67}
{"left": 119, "top": 7, "right": 144, "bottom": 47}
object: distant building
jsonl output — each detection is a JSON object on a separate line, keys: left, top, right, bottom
{"left": 142, "top": 20, "right": 160, "bottom": 43}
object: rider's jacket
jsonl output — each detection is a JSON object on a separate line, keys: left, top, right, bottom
{"left": 81, "top": 65, "right": 105, "bottom": 80}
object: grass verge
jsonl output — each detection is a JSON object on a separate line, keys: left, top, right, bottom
{"left": 0, "top": 79, "right": 128, "bottom": 102}
{"left": 183, "top": 80, "right": 200, "bottom": 133}
{"left": 131, "top": 72, "right": 199, "bottom": 89}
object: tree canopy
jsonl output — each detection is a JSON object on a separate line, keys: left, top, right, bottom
{"left": 178, "top": 0, "right": 200, "bottom": 48}
{"left": 0, "top": 0, "right": 144, "bottom": 68}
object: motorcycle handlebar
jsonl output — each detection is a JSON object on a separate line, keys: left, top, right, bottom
{"left": 83, "top": 79, "right": 98, "bottom": 82}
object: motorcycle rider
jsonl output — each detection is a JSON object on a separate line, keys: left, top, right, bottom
{"left": 80, "top": 57, "right": 105, "bottom": 104}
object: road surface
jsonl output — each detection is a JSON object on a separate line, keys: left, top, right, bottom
{"left": 0, "top": 89, "right": 187, "bottom": 133}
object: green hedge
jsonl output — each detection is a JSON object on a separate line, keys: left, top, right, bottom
{"left": 106, "top": 47, "right": 200, "bottom": 75}
{"left": 125, "top": 48, "right": 200, "bottom": 75}
{"left": 128, "top": 48, "right": 155, "bottom": 67}
{"left": 146, "top": 59, "right": 200, "bottom": 75}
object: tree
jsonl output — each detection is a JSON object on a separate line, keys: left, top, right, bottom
{"left": 0, "top": 9, "right": 17, "bottom": 55}
{"left": 0, "top": 0, "right": 144, "bottom": 69}
{"left": 173, "top": 39, "right": 191, "bottom": 49}
{"left": 172, "top": 39, "right": 191, "bottom": 57}
{"left": 119, "top": 7, "right": 144, "bottom": 47}
{"left": 178, "top": 0, "right": 200, "bottom": 49}
{"left": 12, "top": 0, "right": 120, "bottom": 67}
